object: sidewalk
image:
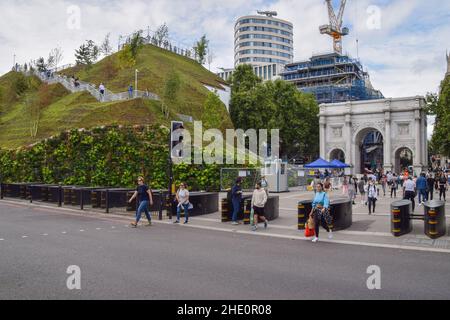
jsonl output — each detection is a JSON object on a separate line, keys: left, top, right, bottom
{"left": 2, "top": 190, "right": 450, "bottom": 254}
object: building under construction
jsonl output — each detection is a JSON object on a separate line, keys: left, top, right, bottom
{"left": 281, "top": 0, "right": 383, "bottom": 104}
{"left": 281, "top": 52, "right": 384, "bottom": 104}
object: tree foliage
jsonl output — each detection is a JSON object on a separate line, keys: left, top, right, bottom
{"left": 155, "top": 23, "right": 169, "bottom": 47}
{"left": 229, "top": 64, "right": 320, "bottom": 159}
{"left": 118, "top": 31, "right": 144, "bottom": 68}
{"left": 75, "top": 40, "right": 99, "bottom": 66}
{"left": 100, "top": 33, "right": 113, "bottom": 57}
{"left": 194, "top": 35, "right": 209, "bottom": 65}
{"left": 428, "top": 76, "right": 450, "bottom": 157}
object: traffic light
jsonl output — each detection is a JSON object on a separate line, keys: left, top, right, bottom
{"left": 171, "top": 121, "right": 185, "bottom": 158}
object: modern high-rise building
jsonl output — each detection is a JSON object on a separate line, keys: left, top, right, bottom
{"left": 234, "top": 11, "right": 294, "bottom": 67}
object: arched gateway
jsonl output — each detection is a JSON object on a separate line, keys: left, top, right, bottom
{"left": 319, "top": 96, "right": 428, "bottom": 175}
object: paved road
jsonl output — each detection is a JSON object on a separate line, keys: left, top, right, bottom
{"left": 1, "top": 202, "right": 450, "bottom": 300}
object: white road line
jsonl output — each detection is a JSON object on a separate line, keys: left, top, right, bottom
{"left": 42, "top": 233, "right": 48, "bottom": 236}
{"left": 22, "top": 236, "right": 28, "bottom": 239}
{"left": 149, "top": 220, "right": 450, "bottom": 254}
{"left": 0, "top": 238, "right": 4, "bottom": 241}
{"left": 80, "top": 230, "right": 85, "bottom": 232}
{"left": 96, "top": 228, "right": 102, "bottom": 230}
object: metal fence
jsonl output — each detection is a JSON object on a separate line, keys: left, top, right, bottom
{"left": 220, "top": 168, "right": 262, "bottom": 192}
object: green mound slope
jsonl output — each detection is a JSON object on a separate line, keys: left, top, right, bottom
{"left": 0, "top": 44, "right": 232, "bottom": 150}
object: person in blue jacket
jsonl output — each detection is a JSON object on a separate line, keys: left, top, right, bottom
{"left": 231, "top": 178, "right": 243, "bottom": 225}
{"left": 416, "top": 172, "right": 428, "bottom": 205}
{"left": 309, "top": 183, "right": 333, "bottom": 243}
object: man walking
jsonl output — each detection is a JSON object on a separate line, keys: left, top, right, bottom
{"left": 416, "top": 173, "right": 428, "bottom": 205}
{"left": 128, "top": 84, "right": 134, "bottom": 99}
{"left": 231, "top": 178, "right": 243, "bottom": 226}
{"left": 403, "top": 177, "right": 416, "bottom": 212}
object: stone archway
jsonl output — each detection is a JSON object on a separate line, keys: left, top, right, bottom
{"left": 330, "top": 149, "right": 346, "bottom": 163}
{"left": 354, "top": 128, "right": 384, "bottom": 174}
{"left": 395, "top": 147, "right": 413, "bottom": 174}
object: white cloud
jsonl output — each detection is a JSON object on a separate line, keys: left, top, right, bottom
{"left": 1, "top": 0, "right": 448, "bottom": 102}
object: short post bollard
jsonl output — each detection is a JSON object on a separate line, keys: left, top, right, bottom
{"left": 243, "top": 199, "right": 251, "bottom": 225}
{"left": 105, "top": 189, "right": 109, "bottom": 214}
{"left": 58, "top": 186, "right": 62, "bottom": 207}
{"left": 159, "top": 191, "right": 163, "bottom": 221}
{"left": 221, "top": 198, "right": 229, "bottom": 222}
{"left": 80, "top": 190, "right": 84, "bottom": 210}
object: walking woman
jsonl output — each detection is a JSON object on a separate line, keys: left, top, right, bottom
{"left": 381, "top": 175, "right": 387, "bottom": 197}
{"left": 129, "top": 177, "right": 154, "bottom": 228}
{"left": 309, "top": 183, "right": 333, "bottom": 243}
{"left": 358, "top": 178, "right": 366, "bottom": 205}
{"left": 251, "top": 182, "right": 268, "bottom": 231}
{"left": 342, "top": 176, "right": 349, "bottom": 196}
{"left": 174, "top": 182, "right": 190, "bottom": 224}
{"left": 367, "top": 178, "right": 378, "bottom": 215}
{"left": 391, "top": 174, "right": 398, "bottom": 198}
{"left": 438, "top": 172, "right": 448, "bottom": 201}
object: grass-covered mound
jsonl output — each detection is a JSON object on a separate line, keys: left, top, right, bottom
{"left": 0, "top": 44, "right": 232, "bottom": 149}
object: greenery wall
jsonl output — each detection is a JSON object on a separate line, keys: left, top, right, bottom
{"left": 0, "top": 125, "right": 231, "bottom": 191}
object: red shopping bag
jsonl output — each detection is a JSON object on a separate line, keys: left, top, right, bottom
{"left": 305, "top": 227, "right": 315, "bottom": 238}
{"left": 304, "top": 217, "right": 315, "bottom": 237}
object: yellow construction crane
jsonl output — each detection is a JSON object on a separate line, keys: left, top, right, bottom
{"left": 319, "top": 0, "right": 349, "bottom": 54}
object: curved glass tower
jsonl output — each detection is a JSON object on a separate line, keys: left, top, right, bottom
{"left": 234, "top": 14, "right": 294, "bottom": 67}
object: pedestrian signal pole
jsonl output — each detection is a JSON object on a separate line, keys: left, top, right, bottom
{"left": 169, "top": 121, "right": 184, "bottom": 219}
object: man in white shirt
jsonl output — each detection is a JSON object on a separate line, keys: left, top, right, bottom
{"left": 403, "top": 177, "right": 416, "bottom": 212}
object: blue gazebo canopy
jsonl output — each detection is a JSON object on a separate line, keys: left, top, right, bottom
{"left": 330, "top": 159, "right": 350, "bottom": 168}
{"left": 304, "top": 158, "right": 335, "bottom": 169}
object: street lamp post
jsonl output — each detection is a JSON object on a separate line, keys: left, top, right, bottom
{"left": 135, "top": 69, "right": 139, "bottom": 98}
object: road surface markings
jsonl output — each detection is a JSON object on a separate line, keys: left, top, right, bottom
{"left": 80, "top": 230, "right": 85, "bottom": 232}
{"left": 22, "top": 236, "right": 28, "bottom": 239}
{"left": 62, "top": 231, "right": 67, "bottom": 234}
{"left": 42, "top": 233, "right": 48, "bottom": 236}
{"left": 96, "top": 228, "right": 102, "bottom": 230}
{"left": 0, "top": 238, "right": 4, "bottom": 241}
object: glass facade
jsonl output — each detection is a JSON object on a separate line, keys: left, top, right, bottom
{"left": 234, "top": 15, "right": 293, "bottom": 67}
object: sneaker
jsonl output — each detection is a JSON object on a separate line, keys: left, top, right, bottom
{"left": 312, "top": 237, "right": 319, "bottom": 243}
{"left": 328, "top": 231, "right": 333, "bottom": 240}
{"left": 251, "top": 225, "right": 257, "bottom": 232}
{"left": 146, "top": 221, "right": 152, "bottom": 227}
{"left": 130, "top": 222, "right": 137, "bottom": 228}
{"left": 184, "top": 221, "right": 189, "bottom": 225}
{"left": 231, "top": 222, "right": 239, "bottom": 226}
{"left": 173, "top": 220, "right": 180, "bottom": 224}
{"left": 264, "top": 221, "right": 268, "bottom": 229}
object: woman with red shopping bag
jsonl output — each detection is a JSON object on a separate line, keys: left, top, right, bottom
{"left": 308, "top": 183, "right": 333, "bottom": 243}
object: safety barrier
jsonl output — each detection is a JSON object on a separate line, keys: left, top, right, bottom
{"left": 297, "top": 198, "right": 352, "bottom": 231}
{"left": 424, "top": 201, "right": 446, "bottom": 239}
{"left": 221, "top": 192, "right": 279, "bottom": 223}
{"left": 391, "top": 200, "right": 447, "bottom": 239}
{"left": 1, "top": 183, "right": 218, "bottom": 220}
{"left": 298, "top": 200, "right": 313, "bottom": 230}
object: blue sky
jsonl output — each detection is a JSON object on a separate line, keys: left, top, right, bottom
{"left": 0, "top": 0, "right": 449, "bottom": 100}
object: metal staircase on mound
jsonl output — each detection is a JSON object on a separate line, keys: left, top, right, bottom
{"left": 24, "top": 70, "right": 160, "bottom": 103}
